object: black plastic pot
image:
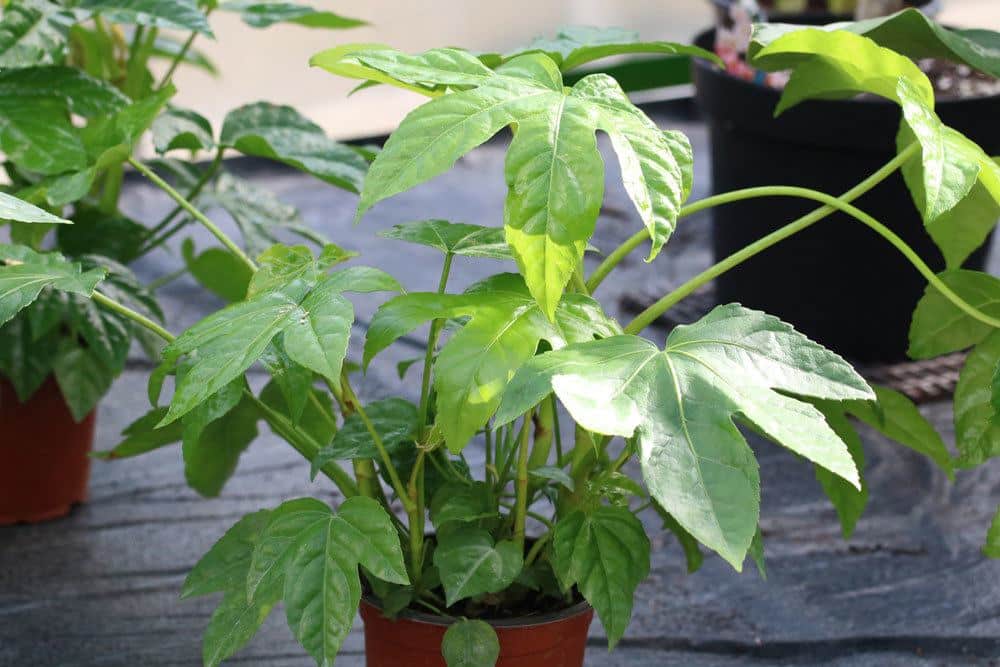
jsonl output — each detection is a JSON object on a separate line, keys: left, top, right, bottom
{"left": 692, "top": 21, "right": 1000, "bottom": 363}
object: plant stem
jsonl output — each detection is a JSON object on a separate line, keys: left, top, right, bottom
{"left": 513, "top": 411, "right": 532, "bottom": 549}
{"left": 524, "top": 531, "right": 551, "bottom": 567}
{"left": 407, "top": 451, "right": 426, "bottom": 588}
{"left": 589, "top": 142, "right": 922, "bottom": 293}
{"left": 625, "top": 182, "right": 1000, "bottom": 334}
{"left": 93, "top": 290, "right": 175, "bottom": 343}
{"left": 418, "top": 252, "right": 454, "bottom": 439}
{"left": 158, "top": 30, "right": 198, "bottom": 89}
{"left": 128, "top": 156, "right": 256, "bottom": 272}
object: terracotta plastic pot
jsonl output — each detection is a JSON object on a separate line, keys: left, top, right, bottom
{"left": 359, "top": 598, "right": 594, "bottom": 667}
{"left": 0, "top": 376, "right": 95, "bottom": 525}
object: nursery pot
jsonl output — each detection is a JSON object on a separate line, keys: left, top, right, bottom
{"left": 0, "top": 377, "right": 95, "bottom": 524}
{"left": 359, "top": 598, "right": 594, "bottom": 667}
{"left": 692, "top": 20, "right": 1000, "bottom": 363}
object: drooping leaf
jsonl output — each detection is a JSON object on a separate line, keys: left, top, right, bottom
{"left": 429, "top": 481, "right": 496, "bottom": 529}
{"left": 498, "top": 305, "right": 871, "bottom": 568}
{"left": 182, "top": 392, "right": 260, "bottom": 497}
{"left": 810, "top": 404, "right": 869, "bottom": 539}
{"left": 552, "top": 506, "right": 649, "bottom": 648}
{"left": 283, "top": 497, "right": 408, "bottom": 665}
{"left": 432, "top": 526, "right": 522, "bottom": 607}
{"left": 79, "top": 0, "right": 213, "bottom": 35}
{"left": 259, "top": 377, "right": 334, "bottom": 446}
{"left": 0, "top": 0, "right": 79, "bottom": 67}
{"left": 219, "top": 1, "right": 366, "bottom": 29}
{"left": 955, "top": 331, "right": 1000, "bottom": 468}
{"left": 202, "top": 588, "right": 278, "bottom": 667}
{"left": 908, "top": 270, "right": 1000, "bottom": 359}
{"left": 0, "top": 191, "right": 70, "bottom": 224}
{"left": 220, "top": 102, "right": 368, "bottom": 192}
{"left": 153, "top": 106, "right": 214, "bottom": 153}
{"left": 364, "top": 273, "right": 620, "bottom": 452}
{"left": 52, "top": 343, "right": 117, "bottom": 421}
{"left": 311, "top": 398, "right": 417, "bottom": 476}
{"left": 333, "top": 48, "right": 691, "bottom": 316}
{"left": 68, "top": 295, "right": 131, "bottom": 371}
{"left": 0, "top": 245, "right": 105, "bottom": 327}
{"left": 380, "top": 219, "right": 512, "bottom": 260}
{"left": 0, "top": 314, "right": 60, "bottom": 401}
{"left": 92, "top": 407, "right": 183, "bottom": 460}
{"left": 441, "top": 619, "right": 500, "bottom": 667}
{"left": 182, "top": 239, "right": 252, "bottom": 303}
{"left": 654, "top": 504, "right": 703, "bottom": 573}
{"left": 925, "top": 181, "right": 1000, "bottom": 270}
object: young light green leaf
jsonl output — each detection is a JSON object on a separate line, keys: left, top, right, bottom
{"left": 182, "top": 509, "right": 273, "bottom": 599}
{"left": 220, "top": 102, "right": 367, "bottom": 192}
{"left": 311, "top": 398, "right": 418, "bottom": 476}
{"left": 429, "top": 481, "right": 496, "bottom": 529}
{"left": 380, "top": 219, "right": 512, "bottom": 260}
{"left": 985, "top": 505, "right": 1000, "bottom": 559}
{"left": 442, "top": 619, "right": 500, "bottom": 667}
{"left": 552, "top": 506, "right": 649, "bottom": 648}
{"left": 908, "top": 270, "right": 1000, "bottom": 359}
{"left": 498, "top": 305, "right": 871, "bottom": 568}
{"left": 433, "top": 526, "right": 522, "bottom": 607}
{"left": 219, "top": 1, "right": 366, "bottom": 29}
{"left": 955, "top": 331, "right": 1000, "bottom": 468}
{"left": 283, "top": 497, "right": 408, "bottom": 665}
{"left": 153, "top": 106, "right": 214, "bottom": 153}
{"left": 0, "top": 192, "right": 70, "bottom": 224}
{"left": 79, "top": 0, "right": 213, "bottom": 35}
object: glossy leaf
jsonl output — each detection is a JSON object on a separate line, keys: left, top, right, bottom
{"left": 441, "top": 619, "right": 500, "bottom": 667}
{"left": 0, "top": 246, "right": 105, "bottom": 327}
{"left": 153, "top": 106, "right": 214, "bottom": 153}
{"left": 908, "top": 270, "right": 1000, "bottom": 359}
{"left": 0, "top": 191, "right": 69, "bottom": 224}
{"left": 498, "top": 305, "right": 871, "bottom": 568}
{"left": 365, "top": 273, "right": 620, "bottom": 452}
{"left": 955, "top": 331, "right": 1000, "bottom": 468}
{"left": 311, "top": 398, "right": 418, "bottom": 476}
{"left": 380, "top": 219, "right": 512, "bottom": 260}
{"left": 79, "top": 0, "right": 213, "bottom": 35}
{"left": 552, "top": 506, "right": 649, "bottom": 647}
{"left": 283, "top": 497, "right": 408, "bottom": 665}
{"left": 925, "top": 181, "right": 1000, "bottom": 269}
{"left": 0, "top": 0, "right": 79, "bottom": 67}
{"left": 220, "top": 102, "right": 367, "bottom": 192}
{"left": 432, "top": 526, "right": 522, "bottom": 606}
{"left": 339, "top": 48, "right": 690, "bottom": 316}
{"left": 219, "top": 1, "right": 365, "bottom": 29}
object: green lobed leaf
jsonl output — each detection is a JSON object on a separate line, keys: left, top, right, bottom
{"left": 311, "top": 398, "right": 418, "bottom": 476}
{"left": 955, "top": 331, "right": 1000, "bottom": 468}
{"left": 153, "top": 106, "right": 214, "bottom": 153}
{"left": 246, "top": 498, "right": 332, "bottom": 603}
{"left": 183, "top": 509, "right": 273, "bottom": 599}
{"left": 79, "top": 0, "right": 213, "bottom": 35}
{"left": 908, "top": 270, "right": 1000, "bottom": 359}
{"left": 552, "top": 505, "right": 649, "bottom": 647}
{"left": 0, "top": 245, "right": 105, "bottom": 328}
{"left": 202, "top": 587, "right": 278, "bottom": 667}
{"left": 498, "top": 305, "right": 871, "bottom": 568}
{"left": 441, "top": 619, "right": 500, "bottom": 667}
{"left": 380, "top": 219, "right": 512, "bottom": 260}
{"left": 219, "top": 1, "right": 366, "bottom": 29}
{"left": 432, "top": 526, "right": 522, "bottom": 607}
{"left": 220, "top": 102, "right": 368, "bottom": 192}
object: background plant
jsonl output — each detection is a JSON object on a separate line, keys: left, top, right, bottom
{"left": 2, "top": 9, "right": 1000, "bottom": 667}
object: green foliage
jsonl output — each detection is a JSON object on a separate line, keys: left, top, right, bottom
{"left": 0, "top": 245, "right": 106, "bottom": 327}
{"left": 433, "top": 526, "right": 523, "bottom": 606}
{"left": 218, "top": 1, "right": 366, "bottom": 29}
{"left": 552, "top": 506, "right": 649, "bottom": 647}
{"left": 985, "top": 506, "right": 1000, "bottom": 559}
{"left": 380, "top": 219, "right": 512, "bottom": 260}
{"left": 153, "top": 106, "right": 215, "bottom": 153}
{"left": 955, "top": 331, "right": 1000, "bottom": 468}
{"left": 909, "top": 270, "right": 1000, "bottom": 359}
{"left": 441, "top": 619, "right": 500, "bottom": 667}
{"left": 79, "top": 0, "right": 213, "bottom": 35}
{"left": 0, "top": 0, "right": 79, "bottom": 67}
{"left": 311, "top": 398, "right": 418, "bottom": 474}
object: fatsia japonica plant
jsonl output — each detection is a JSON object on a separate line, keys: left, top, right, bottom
{"left": 0, "top": 0, "right": 368, "bottom": 418}
{"left": 4, "top": 11, "right": 1000, "bottom": 667}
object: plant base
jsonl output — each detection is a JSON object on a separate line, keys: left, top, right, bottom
{"left": 0, "top": 377, "right": 95, "bottom": 525}
{"left": 359, "top": 599, "right": 594, "bottom": 667}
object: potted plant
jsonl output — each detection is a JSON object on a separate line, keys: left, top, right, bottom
{"left": 0, "top": 0, "right": 369, "bottom": 523}
{"left": 694, "top": 4, "right": 998, "bottom": 362}
{"left": 4, "top": 17, "right": 1000, "bottom": 667}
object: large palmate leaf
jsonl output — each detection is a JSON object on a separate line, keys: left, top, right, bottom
{"left": 364, "top": 273, "right": 620, "bottom": 452}
{"left": 955, "top": 331, "right": 1000, "bottom": 468}
{"left": 219, "top": 1, "right": 365, "bottom": 29}
{"left": 0, "top": 0, "right": 80, "bottom": 67}
{"left": 0, "top": 191, "right": 70, "bottom": 224}
{"left": 442, "top": 619, "right": 500, "bottom": 667}
{"left": 552, "top": 505, "right": 649, "bottom": 647}
{"left": 160, "top": 254, "right": 399, "bottom": 425}
{"left": 432, "top": 526, "right": 522, "bottom": 606}
{"left": 909, "top": 270, "right": 1000, "bottom": 359}
{"left": 79, "top": 0, "right": 213, "bottom": 35}
{"left": 0, "top": 245, "right": 105, "bottom": 327}
{"left": 281, "top": 497, "right": 408, "bottom": 665}
{"left": 750, "top": 9, "right": 1000, "bottom": 79}
{"left": 318, "top": 47, "right": 692, "bottom": 317}
{"left": 380, "top": 219, "right": 511, "bottom": 261}
{"left": 498, "top": 304, "right": 871, "bottom": 567}
{"left": 220, "top": 103, "right": 367, "bottom": 192}
{"left": 514, "top": 25, "right": 721, "bottom": 73}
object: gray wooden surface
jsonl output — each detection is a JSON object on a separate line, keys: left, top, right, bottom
{"left": 2, "top": 103, "right": 1000, "bottom": 667}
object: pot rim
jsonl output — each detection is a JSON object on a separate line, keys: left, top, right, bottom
{"left": 360, "top": 595, "right": 593, "bottom": 629}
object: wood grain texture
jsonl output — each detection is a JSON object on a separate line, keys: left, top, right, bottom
{"left": 2, "top": 102, "right": 999, "bottom": 666}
